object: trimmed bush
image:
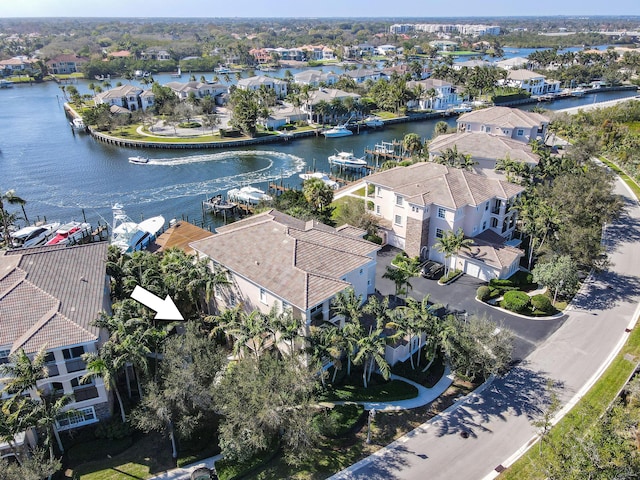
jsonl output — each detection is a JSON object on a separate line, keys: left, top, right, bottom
{"left": 476, "top": 285, "right": 491, "bottom": 301}
{"left": 531, "top": 294, "right": 553, "bottom": 314}
{"left": 502, "top": 290, "right": 530, "bottom": 313}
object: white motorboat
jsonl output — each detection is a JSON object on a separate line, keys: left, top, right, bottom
{"left": 203, "top": 194, "right": 237, "bottom": 212}
{"left": 111, "top": 204, "right": 164, "bottom": 253}
{"left": 71, "top": 117, "right": 86, "bottom": 130}
{"left": 11, "top": 222, "right": 60, "bottom": 248}
{"left": 328, "top": 151, "right": 368, "bottom": 169}
{"left": 299, "top": 172, "right": 339, "bottom": 189}
{"left": 227, "top": 186, "right": 272, "bottom": 205}
{"left": 364, "top": 116, "right": 384, "bottom": 128}
{"left": 571, "top": 87, "right": 586, "bottom": 97}
{"left": 323, "top": 124, "right": 353, "bottom": 138}
{"left": 129, "top": 156, "right": 149, "bottom": 164}
{"left": 0, "top": 79, "right": 13, "bottom": 88}
{"left": 46, "top": 221, "right": 92, "bottom": 246}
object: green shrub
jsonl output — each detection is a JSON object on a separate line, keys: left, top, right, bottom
{"left": 476, "top": 285, "right": 491, "bottom": 301}
{"left": 502, "top": 290, "right": 530, "bottom": 313}
{"left": 94, "top": 418, "right": 131, "bottom": 440}
{"left": 531, "top": 294, "right": 553, "bottom": 314}
{"left": 178, "top": 121, "right": 201, "bottom": 128}
{"left": 314, "top": 404, "right": 364, "bottom": 438}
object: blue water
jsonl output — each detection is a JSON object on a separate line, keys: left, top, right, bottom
{"left": 0, "top": 80, "right": 635, "bottom": 231}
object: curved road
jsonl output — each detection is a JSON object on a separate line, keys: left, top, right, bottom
{"left": 329, "top": 177, "right": 640, "bottom": 479}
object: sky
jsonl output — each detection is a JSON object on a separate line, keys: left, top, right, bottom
{"left": 0, "top": 0, "right": 639, "bottom": 18}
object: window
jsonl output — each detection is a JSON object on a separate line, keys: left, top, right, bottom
{"left": 376, "top": 205, "right": 381, "bottom": 215}
{"left": 485, "top": 202, "right": 489, "bottom": 211}
{"left": 56, "top": 406, "right": 98, "bottom": 431}
{"left": 394, "top": 215, "right": 402, "bottom": 226}
{"left": 376, "top": 186, "right": 382, "bottom": 197}
{"left": 259, "top": 288, "right": 267, "bottom": 304}
{"left": 0, "top": 349, "right": 9, "bottom": 365}
{"left": 63, "top": 346, "right": 86, "bottom": 373}
{"left": 491, "top": 217, "right": 499, "bottom": 228}
{"left": 359, "top": 268, "right": 364, "bottom": 275}
{"left": 517, "top": 129, "right": 524, "bottom": 136}
{"left": 62, "top": 346, "right": 84, "bottom": 360}
{"left": 396, "top": 195, "right": 403, "bottom": 206}
{"left": 436, "top": 228, "right": 444, "bottom": 238}
{"left": 438, "top": 208, "right": 446, "bottom": 219}
{"left": 482, "top": 221, "right": 487, "bottom": 230}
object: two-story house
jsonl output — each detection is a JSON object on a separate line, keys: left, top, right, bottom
{"left": 406, "top": 78, "right": 461, "bottom": 111}
{"left": 293, "top": 70, "right": 339, "bottom": 87}
{"left": 302, "top": 88, "right": 361, "bottom": 124}
{"left": 457, "top": 106, "right": 549, "bottom": 143}
{"left": 0, "top": 243, "right": 111, "bottom": 433}
{"left": 94, "top": 84, "right": 152, "bottom": 112}
{"left": 504, "top": 69, "right": 561, "bottom": 96}
{"left": 46, "top": 54, "right": 89, "bottom": 75}
{"left": 366, "top": 163, "right": 524, "bottom": 281}
{"left": 189, "top": 210, "right": 379, "bottom": 328}
{"left": 343, "top": 68, "right": 382, "bottom": 84}
{"left": 165, "top": 81, "right": 228, "bottom": 103}
{"left": 237, "top": 75, "right": 288, "bottom": 100}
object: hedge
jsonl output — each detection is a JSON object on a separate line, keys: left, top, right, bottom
{"left": 531, "top": 294, "right": 553, "bottom": 314}
{"left": 476, "top": 285, "right": 491, "bottom": 301}
{"left": 502, "top": 290, "right": 530, "bottom": 313}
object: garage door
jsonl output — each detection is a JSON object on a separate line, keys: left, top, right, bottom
{"left": 464, "top": 261, "right": 481, "bottom": 279}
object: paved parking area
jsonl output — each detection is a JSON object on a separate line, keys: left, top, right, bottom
{"left": 375, "top": 246, "right": 566, "bottom": 361}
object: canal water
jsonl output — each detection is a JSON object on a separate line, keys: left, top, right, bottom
{"left": 0, "top": 79, "right": 636, "bottom": 232}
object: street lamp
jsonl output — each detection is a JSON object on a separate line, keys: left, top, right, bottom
{"left": 366, "top": 408, "right": 376, "bottom": 444}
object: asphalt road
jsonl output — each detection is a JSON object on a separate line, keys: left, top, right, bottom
{"left": 331, "top": 178, "right": 640, "bottom": 480}
{"left": 375, "top": 246, "right": 566, "bottom": 362}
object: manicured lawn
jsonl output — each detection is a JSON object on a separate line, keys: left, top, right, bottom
{"left": 351, "top": 186, "right": 366, "bottom": 196}
{"left": 499, "top": 323, "right": 640, "bottom": 479}
{"left": 320, "top": 377, "right": 418, "bottom": 403}
{"left": 599, "top": 156, "right": 640, "bottom": 199}
{"left": 372, "top": 111, "right": 399, "bottom": 120}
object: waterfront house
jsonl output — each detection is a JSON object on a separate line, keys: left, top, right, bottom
{"left": 343, "top": 44, "right": 376, "bottom": 59}
{"left": 259, "top": 105, "right": 308, "bottom": 130}
{"left": 46, "top": 54, "right": 89, "bottom": 75}
{"left": 293, "top": 70, "right": 339, "bottom": 87}
{"left": 343, "top": 68, "right": 382, "bottom": 84}
{"left": 406, "top": 78, "right": 460, "bottom": 111}
{"left": 429, "top": 40, "right": 458, "bottom": 52}
{"left": 237, "top": 75, "right": 288, "bottom": 99}
{"left": 301, "top": 88, "right": 361, "bottom": 123}
{"left": 428, "top": 132, "right": 540, "bottom": 172}
{"left": 140, "top": 49, "right": 172, "bottom": 61}
{"left": 365, "top": 163, "right": 524, "bottom": 281}
{"left": 165, "top": 81, "right": 228, "bottom": 102}
{"left": 0, "top": 243, "right": 112, "bottom": 432}
{"left": 452, "top": 59, "right": 492, "bottom": 70}
{"left": 249, "top": 48, "right": 273, "bottom": 65}
{"left": 495, "top": 57, "right": 532, "bottom": 71}
{"left": 94, "top": 84, "right": 151, "bottom": 111}
{"left": 457, "top": 106, "right": 549, "bottom": 143}
{"left": 376, "top": 45, "right": 398, "bottom": 56}
{"left": 0, "top": 56, "right": 36, "bottom": 75}
{"left": 503, "top": 69, "right": 561, "bottom": 96}
{"left": 189, "top": 210, "right": 379, "bottom": 328}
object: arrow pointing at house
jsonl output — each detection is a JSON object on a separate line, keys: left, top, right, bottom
{"left": 131, "top": 285, "right": 184, "bottom": 321}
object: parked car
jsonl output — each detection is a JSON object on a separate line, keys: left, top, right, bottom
{"left": 420, "top": 261, "right": 444, "bottom": 279}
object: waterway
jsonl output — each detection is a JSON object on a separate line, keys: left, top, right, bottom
{"left": 0, "top": 80, "right": 637, "bottom": 233}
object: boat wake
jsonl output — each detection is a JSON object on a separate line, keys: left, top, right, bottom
{"left": 39, "top": 150, "right": 306, "bottom": 209}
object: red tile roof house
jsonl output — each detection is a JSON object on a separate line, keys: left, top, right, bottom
{"left": 0, "top": 243, "right": 113, "bottom": 433}
{"left": 190, "top": 210, "right": 380, "bottom": 330}
{"left": 366, "top": 162, "right": 525, "bottom": 281}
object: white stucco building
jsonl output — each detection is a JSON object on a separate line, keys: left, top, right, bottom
{"left": 457, "top": 106, "right": 549, "bottom": 143}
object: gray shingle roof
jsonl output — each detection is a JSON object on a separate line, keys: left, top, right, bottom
{"left": 190, "top": 210, "right": 379, "bottom": 310}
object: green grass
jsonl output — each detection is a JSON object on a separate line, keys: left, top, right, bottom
{"left": 320, "top": 377, "right": 418, "bottom": 402}
{"left": 351, "top": 187, "right": 366, "bottom": 196}
{"left": 500, "top": 323, "right": 640, "bottom": 479}
{"left": 599, "top": 156, "right": 640, "bottom": 199}
{"left": 372, "top": 111, "right": 399, "bottom": 120}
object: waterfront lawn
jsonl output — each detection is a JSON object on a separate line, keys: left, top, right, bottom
{"left": 499, "top": 324, "right": 640, "bottom": 479}
{"left": 373, "top": 111, "right": 399, "bottom": 120}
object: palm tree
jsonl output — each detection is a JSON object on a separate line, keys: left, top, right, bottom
{"left": 353, "top": 327, "right": 390, "bottom": 388}
{"left": 331, "top": 287, "right": 363, "bottom": 329}
{"left": 82, "top": 346, "right": 127, "bottom": 423}
{"left": 0, "top": 348, "right": 48, "bottom": 398}
{"left": 434, "top": 228, "right": 473, "bottom": 278}
{"left": 402, "top": 133, "right": 423, "bottom": 158}
{"left": 303, "top": 177, "right": 334, "bottom": 214}
{"left": 0, "top": 189, "right": 27, "bottom": 246}
{"left": 402, "top": 296, "right": 441, "bottom": 371}
{"left": 270, "top": 307, "right": 302, "bottom": 356}
{"left": 37, "top": 393, "right": 74, "bottom": 460}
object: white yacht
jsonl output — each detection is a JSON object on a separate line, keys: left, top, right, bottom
{"left": 322, "top": 124, "right": 353, "bottom": 138}
{"left": 328, "top": 151, "right": 368, "bottom": 169}
{"left": 11, "top": 223, "right": 60, "bottom": 248}
{"left": 227, "top": 186, "right": 272, "bottom": 205}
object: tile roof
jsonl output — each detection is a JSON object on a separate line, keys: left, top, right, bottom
{"left": 95, "top": 84, "right": 143, "bottom": 102}
{"left": 507, "top": 69, "right": 546, "bottom": 81}
{"left": 0, "top": 243, "right": 108, "bottom": 354}
{"left": 463, "top": 230, "right": 523, "bottom": 269}
{"left": 307, "top": 88, "right": 360, "bottom": 105}
{"left": 190, "top": 210, "right": 379, "bottom": 310}
{"left": 366, "top": 162, "right": 524, "bottom": 209}
{"left": 457, "top": 106, "right": 549, "bottom": 129}
{"left": 428, "top": 132, "right": 540, "bottom": 165}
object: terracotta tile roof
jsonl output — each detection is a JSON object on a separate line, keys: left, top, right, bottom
{"left": 429, "top": 132, "right": 540, "bottom": 165}
{"left": 366, "top": 162, "right": 524, "bottom": 209}
{"left": 462, "top": 231, "right": 523, "bottom": 269}
{"left": 335, "top": 225, "right": 366, "bottom": 238}
{"left": 457, "top": 106, "right": 549, "bottom": 129}
{"left": 190, "top": 210, "right": 379, "bottom": 310}
{"left": 0, "top": 243, "right": 108, "bottom": 354}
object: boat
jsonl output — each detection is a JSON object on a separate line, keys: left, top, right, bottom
{"left": 110, "top": 204, "right": 165, "bottom": 253}
{"left": 203, "top": 194, "right": 237, "bottom": 212}
{"left": 227, "top": 186, "right": 272, "bottom": 205}
{"left": 129, "top": 156, "right": 149, "bottom": 164}
{"left": 328, "top": 151, "right": 368, "bottom": 169}
{"left": 0, "top": 79, "right": 14, "bottom": 88}
{"left": 571, "top": 87, "right": 586, "bottom": 97}
{"left": 10, "top": 222, "right": 60, "bottom": 248}
{"left": 452, "top": 103, "right": 473, "bottom": 113}
{"left": 70, "top": 117, "right": 86, "bottom": 131}
{"left": 364, "top": 116, "right": 384, "bottom": 128}
{"left": 46, "top": 221, "right": 92, "bottom": 246}
{"left": 322, "top": 124, "right": 353, "bottom": 138}
{"left": 170, "top": 66, "right": 182, "bottom": 78}
{"left": 299, "top": 172, "right": 339, "bottom": 189}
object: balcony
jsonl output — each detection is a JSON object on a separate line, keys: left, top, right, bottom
{"left": 65, "top": 358, "right": 86, "bottom": 374}
{"left": 73, "top": 386, "right": 99, "bottom": 402}
{"left": 45, "top": 364, "right": 59, "bottom": 377}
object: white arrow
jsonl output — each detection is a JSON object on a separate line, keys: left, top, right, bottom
{"left": 131, "top": 285, "right": 184, "bottom": 321}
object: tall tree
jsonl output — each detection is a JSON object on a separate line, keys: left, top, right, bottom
{"left": 0, "top": 189, "right": 27, "bottom": 246}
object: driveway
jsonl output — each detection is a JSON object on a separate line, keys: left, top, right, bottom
{"left": 375, "top": 245, "right": 566, "bottom": 362}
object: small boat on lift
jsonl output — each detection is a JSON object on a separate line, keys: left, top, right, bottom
{"left": 328, "top": 151, "right": 368, "bottom": 169}
{"left": 203, "top": 194, "right": 237, "bottom": 212}
{"left": 129, "top": 156, "right": 149, "bottom": 164}
{"left": 227, "top": 186, "right": 272, "bottom": 205}
{"left": 299, "top": 172, "right": 339, "bottom": 189}
{"left": 364, "top": 115, "right": 384, "bottom": 128}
